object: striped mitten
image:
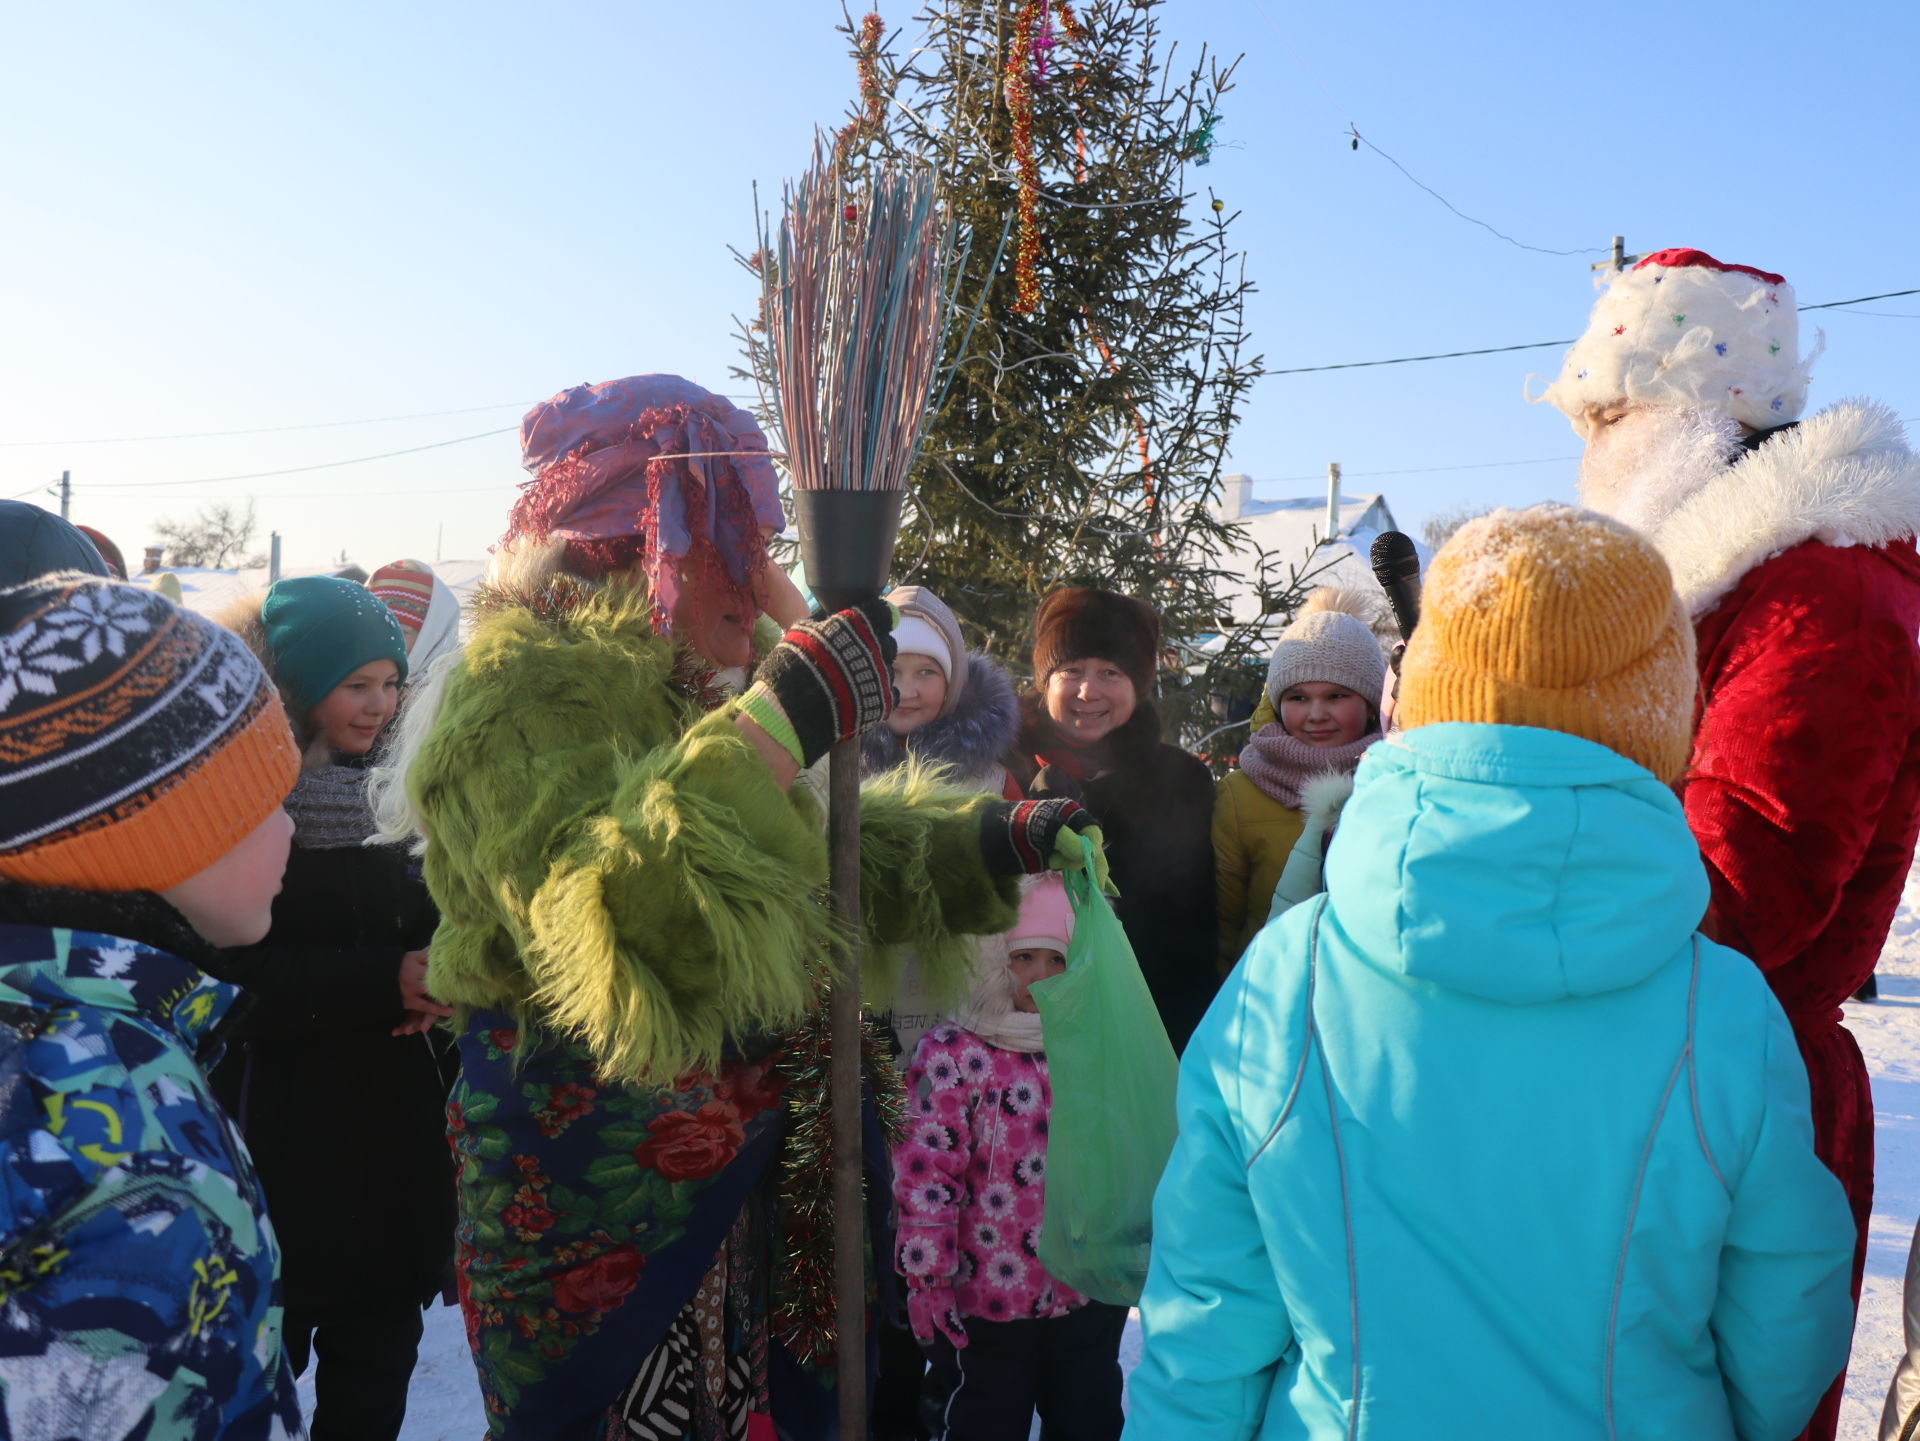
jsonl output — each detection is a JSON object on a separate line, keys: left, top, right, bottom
{"left": 739, "top": 600, "right": 898, "bottom": 769}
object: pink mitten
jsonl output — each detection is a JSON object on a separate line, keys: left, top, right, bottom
{"left": 907, "top": 1285, "right": 968, "bottom": 1350}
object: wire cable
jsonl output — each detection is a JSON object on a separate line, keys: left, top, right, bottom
{"left": 79, "top": 428, "right": 517, "bottom": 491}
{"left": 1272, "top": 289, "right": 1920, "bottom": 375}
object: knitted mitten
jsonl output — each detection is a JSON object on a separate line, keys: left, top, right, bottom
{"left": 739, "top": 600, "right": 898, "bottom": 769}
{"left": 978, "top": 798, "right": 1098, "bottom": 877}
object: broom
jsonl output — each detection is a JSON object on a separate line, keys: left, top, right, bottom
{"left": 760, "top": 140, "right": 958, "bottom": 1436}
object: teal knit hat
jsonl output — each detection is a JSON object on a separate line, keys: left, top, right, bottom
{"left": 262, "top": 575, "right": 410, "bottom": 715}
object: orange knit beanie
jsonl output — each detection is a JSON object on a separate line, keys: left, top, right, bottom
{"left": 0, "top": 577, "right": 299, "bottom": 892}
{"left": 1397, "top": 504, "right": 1696, "bottom": 782}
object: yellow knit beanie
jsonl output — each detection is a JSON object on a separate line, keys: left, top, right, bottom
{"left": 1397, "top": 504, "right": 1696, "bottom": 781}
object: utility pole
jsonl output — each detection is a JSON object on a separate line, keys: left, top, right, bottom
{"left": 268, "top": 532, "right": 282, "bottom": 585}
{"left": 1592, "top": 236, "right": 1641, "bottom": 275}
{"left": 1325, "top": 461, "right": 1342, "bottom": 542}
{"left": 57, "top": 471, "right": 70, "bottom": 520}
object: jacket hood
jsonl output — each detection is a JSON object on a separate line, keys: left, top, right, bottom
{"left": 1649, "top": 398, "right": 1920, "bottom": 616}
{"left": 1322, "top": 723, "right": 1708, "bottom": 1003}
{"left": 862, "top": 650, "right": 1019, "bottom": 778}
{"left": 0, "top": 885, "right": 240, "bottom": 1048}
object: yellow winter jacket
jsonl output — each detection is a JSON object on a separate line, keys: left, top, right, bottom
{"left": 1212, "top": 769, "right": 1306, "bottom": 972}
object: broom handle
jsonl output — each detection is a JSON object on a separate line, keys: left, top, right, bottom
{"left": 828, "top": 736, "right": 868, "bottom": 1438}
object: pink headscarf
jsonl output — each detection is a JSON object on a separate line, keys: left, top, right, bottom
{"left": 504, "top": 374, "right": 786, "bottom": 625}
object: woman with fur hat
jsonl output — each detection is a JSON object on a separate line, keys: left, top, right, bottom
{"left": 1214, "top": 589, "right": 1386, "bottom": 968}
{"left": 372, "top": 375, "right": 1101, "bottom": 1440}
{"left": 0, "top": 575, "right": 305, "bottom": 1439}
{"left": 210, "top": 573, "right": 456, "bottom": 1441}
{"left": 1128, "top": 505, "right": 1855, "bottom": 1441}
{"left": 1014, "top": 587, "right": 1218, "bottom": 1054}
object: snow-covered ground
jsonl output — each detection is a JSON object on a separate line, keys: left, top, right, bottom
{"left": 383, "top": 872, "right": 1920, "bottom": 1439}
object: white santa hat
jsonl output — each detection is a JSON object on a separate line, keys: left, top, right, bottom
{"left": 1536, "top": 248, "right": 1822, "bottom": 432}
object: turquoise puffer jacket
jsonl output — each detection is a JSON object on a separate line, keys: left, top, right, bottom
{"left": 1127, "top": 723, "right": 1856, "bottom": 1441}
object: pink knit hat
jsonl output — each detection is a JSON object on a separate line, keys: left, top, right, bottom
{"left": 1007, "top": 873, "right": 1074, "bottom": 958}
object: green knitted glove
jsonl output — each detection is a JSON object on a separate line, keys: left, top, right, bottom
{"left": 1050, "top": 822, "right": 1113, "bottom": 895}
{"left": 739, "top": 600, "right": 899, "bottom": 769}
{"left": 980, "top": 799, "right": 1106, "bottom": 889}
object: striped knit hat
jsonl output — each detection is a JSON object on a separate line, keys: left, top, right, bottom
{"left": 0, "top": 577, "right": 300, "bottom": 892}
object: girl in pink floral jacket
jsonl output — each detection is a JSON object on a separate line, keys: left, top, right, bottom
{"left": 893, "top": 875, "right": 1127, "bottom": 1440}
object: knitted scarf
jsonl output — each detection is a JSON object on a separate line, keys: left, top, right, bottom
{"left": 284, "top": 760, "right": 377, "bottom": 850}
{"left": 953, "top": 953, "right": 1046, "bottom": 1054}
{"left": 1236, "top": 723, "right": 1376, "bottom": 809}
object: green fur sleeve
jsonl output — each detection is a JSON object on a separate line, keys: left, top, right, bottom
{"left": 414, "top": 596, "right": 836, "bottom": 1084}
{"left": 855, "top": 765, "right": 1020, "bottom": 1007}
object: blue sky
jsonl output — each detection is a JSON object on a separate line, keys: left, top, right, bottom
{"left": 3, "top": 1, "right": 1914, "bottom": 571}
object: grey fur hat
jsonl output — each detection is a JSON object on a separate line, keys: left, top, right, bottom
{"left": 1266, "top": 588, "right": 1387, "bottom": 709}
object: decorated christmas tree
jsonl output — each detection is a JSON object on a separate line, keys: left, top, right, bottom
{"left": 742, "top": 0, "right": 1320, "bottom": 750}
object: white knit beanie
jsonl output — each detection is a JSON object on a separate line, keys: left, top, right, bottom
{"left": 1537, "top": 248, "right": 1822, "bottom": 431}
{"left": 1266, "top": 596, "right": 1386, "bottom": 710}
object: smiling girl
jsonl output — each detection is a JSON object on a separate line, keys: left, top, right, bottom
{"left": 1213, "top": 589, "right": 1386, "bottom": 967}
{"left": 211, "top": 574, "right": 455, "bottom": 1441}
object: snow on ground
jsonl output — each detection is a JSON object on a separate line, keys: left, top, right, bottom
{"left": 388, "top": 869, "right": 1920, "bottom": 1439}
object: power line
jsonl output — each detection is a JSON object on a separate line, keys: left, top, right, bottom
{"left": 0, "top": 396, "right": 761, "bottom": 449}
{"left": 79, "top": 428, "right": 517, "bottom": 491}
{"left": 1271, "top": 288, "right": 1920, "bottom": 376}
{"left": 0, "top": 403, "right": 533, "bottom": 449}
{"left": 1241, "top": 0, "right": 1600, "bottom": 259}
{"left": 1352, "top": 134, "right": 1600, "bottom": 258}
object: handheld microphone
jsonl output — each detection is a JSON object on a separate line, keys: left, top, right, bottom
{"left": 1369, "top": 531, "right": 1423, "bottom": 641}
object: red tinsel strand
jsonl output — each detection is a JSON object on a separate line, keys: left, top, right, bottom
{"left": 1056, "top": 0, "right": 1084, "bottom": 41}
{"left": 1004, "top": 0, "right": 1044, "bottom": 315}
{"left": 769, "top": 993, "right": 905, "bottom": 1368}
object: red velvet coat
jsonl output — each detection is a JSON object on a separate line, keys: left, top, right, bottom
{"left": 1667, "top": 397, "right": 1920, "bottom": 1441}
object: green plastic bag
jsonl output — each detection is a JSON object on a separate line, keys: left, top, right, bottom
{"left": 1030, "top": 837, "right": 1180, "bottom": 1306}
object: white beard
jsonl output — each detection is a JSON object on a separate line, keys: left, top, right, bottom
{"left": 1576, "top": 407, "right": 1745, "bottom": 536}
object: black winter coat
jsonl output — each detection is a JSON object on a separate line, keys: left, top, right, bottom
{"left": 1015, "top": 696, "right": 1220, "bottom": 1054}
{"left": 210, "top": 829, "right": 456, "bottom": 1313}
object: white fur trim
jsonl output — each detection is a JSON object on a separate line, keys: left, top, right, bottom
{"left": 1648, "top": 399, "right": 1920, "bottom": 617}
{"left": 1297, "top": 771, "right": 1356, "bottom": 833}
{"left": 1539, "top": 259, "right": 1817, "bottom": 430}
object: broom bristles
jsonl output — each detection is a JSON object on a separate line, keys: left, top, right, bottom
{"left": 764, "top": 139, "right": 958, "bottom": 494}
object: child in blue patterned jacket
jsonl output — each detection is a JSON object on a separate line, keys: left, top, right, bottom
{"left": 0, "top": 575, "right": 306, "bottom": 1440}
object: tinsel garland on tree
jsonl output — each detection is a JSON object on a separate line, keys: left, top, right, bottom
{"left": 770, "top": 987, "right": 907, "bottom": 1370}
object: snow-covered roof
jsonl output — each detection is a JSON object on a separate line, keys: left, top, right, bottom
{"left": 146, "top": 559, "right": 490, "bottom": 620}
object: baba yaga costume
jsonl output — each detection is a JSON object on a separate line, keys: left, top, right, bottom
{"left": 0, "top": 577, "right": 306, "bottom": 1440}
{"left": 387, "top": 376, "right": 1087, "bottom": 1441}
{"left": 1127, "top": 508, "right": 1855, "bottom": 1441}
{"left": 1543, "top": 249, "right": 1920, "bottom": 1441}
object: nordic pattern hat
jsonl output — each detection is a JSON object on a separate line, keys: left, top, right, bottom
{"left": 0, "top": 577, "right": 300, "bottom": 892}
{"left": 1537, "top": 248, "right": 1820, "bottom": 431}
{"left": 262, "top": 575, "right": 410, "bottom": 716}
{"left": 1397, "top": 504, "right": 1696, "bottom": 783}
{"left": 1030, "top": 587, "right": 1161, "bottom": 697}
{"left": 1266, "top": 590, "right": 1387, "bottom": 710}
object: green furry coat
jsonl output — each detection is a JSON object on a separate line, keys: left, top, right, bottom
{"left": 408, "top": 589, "right": 1020, "bottom": 1084}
